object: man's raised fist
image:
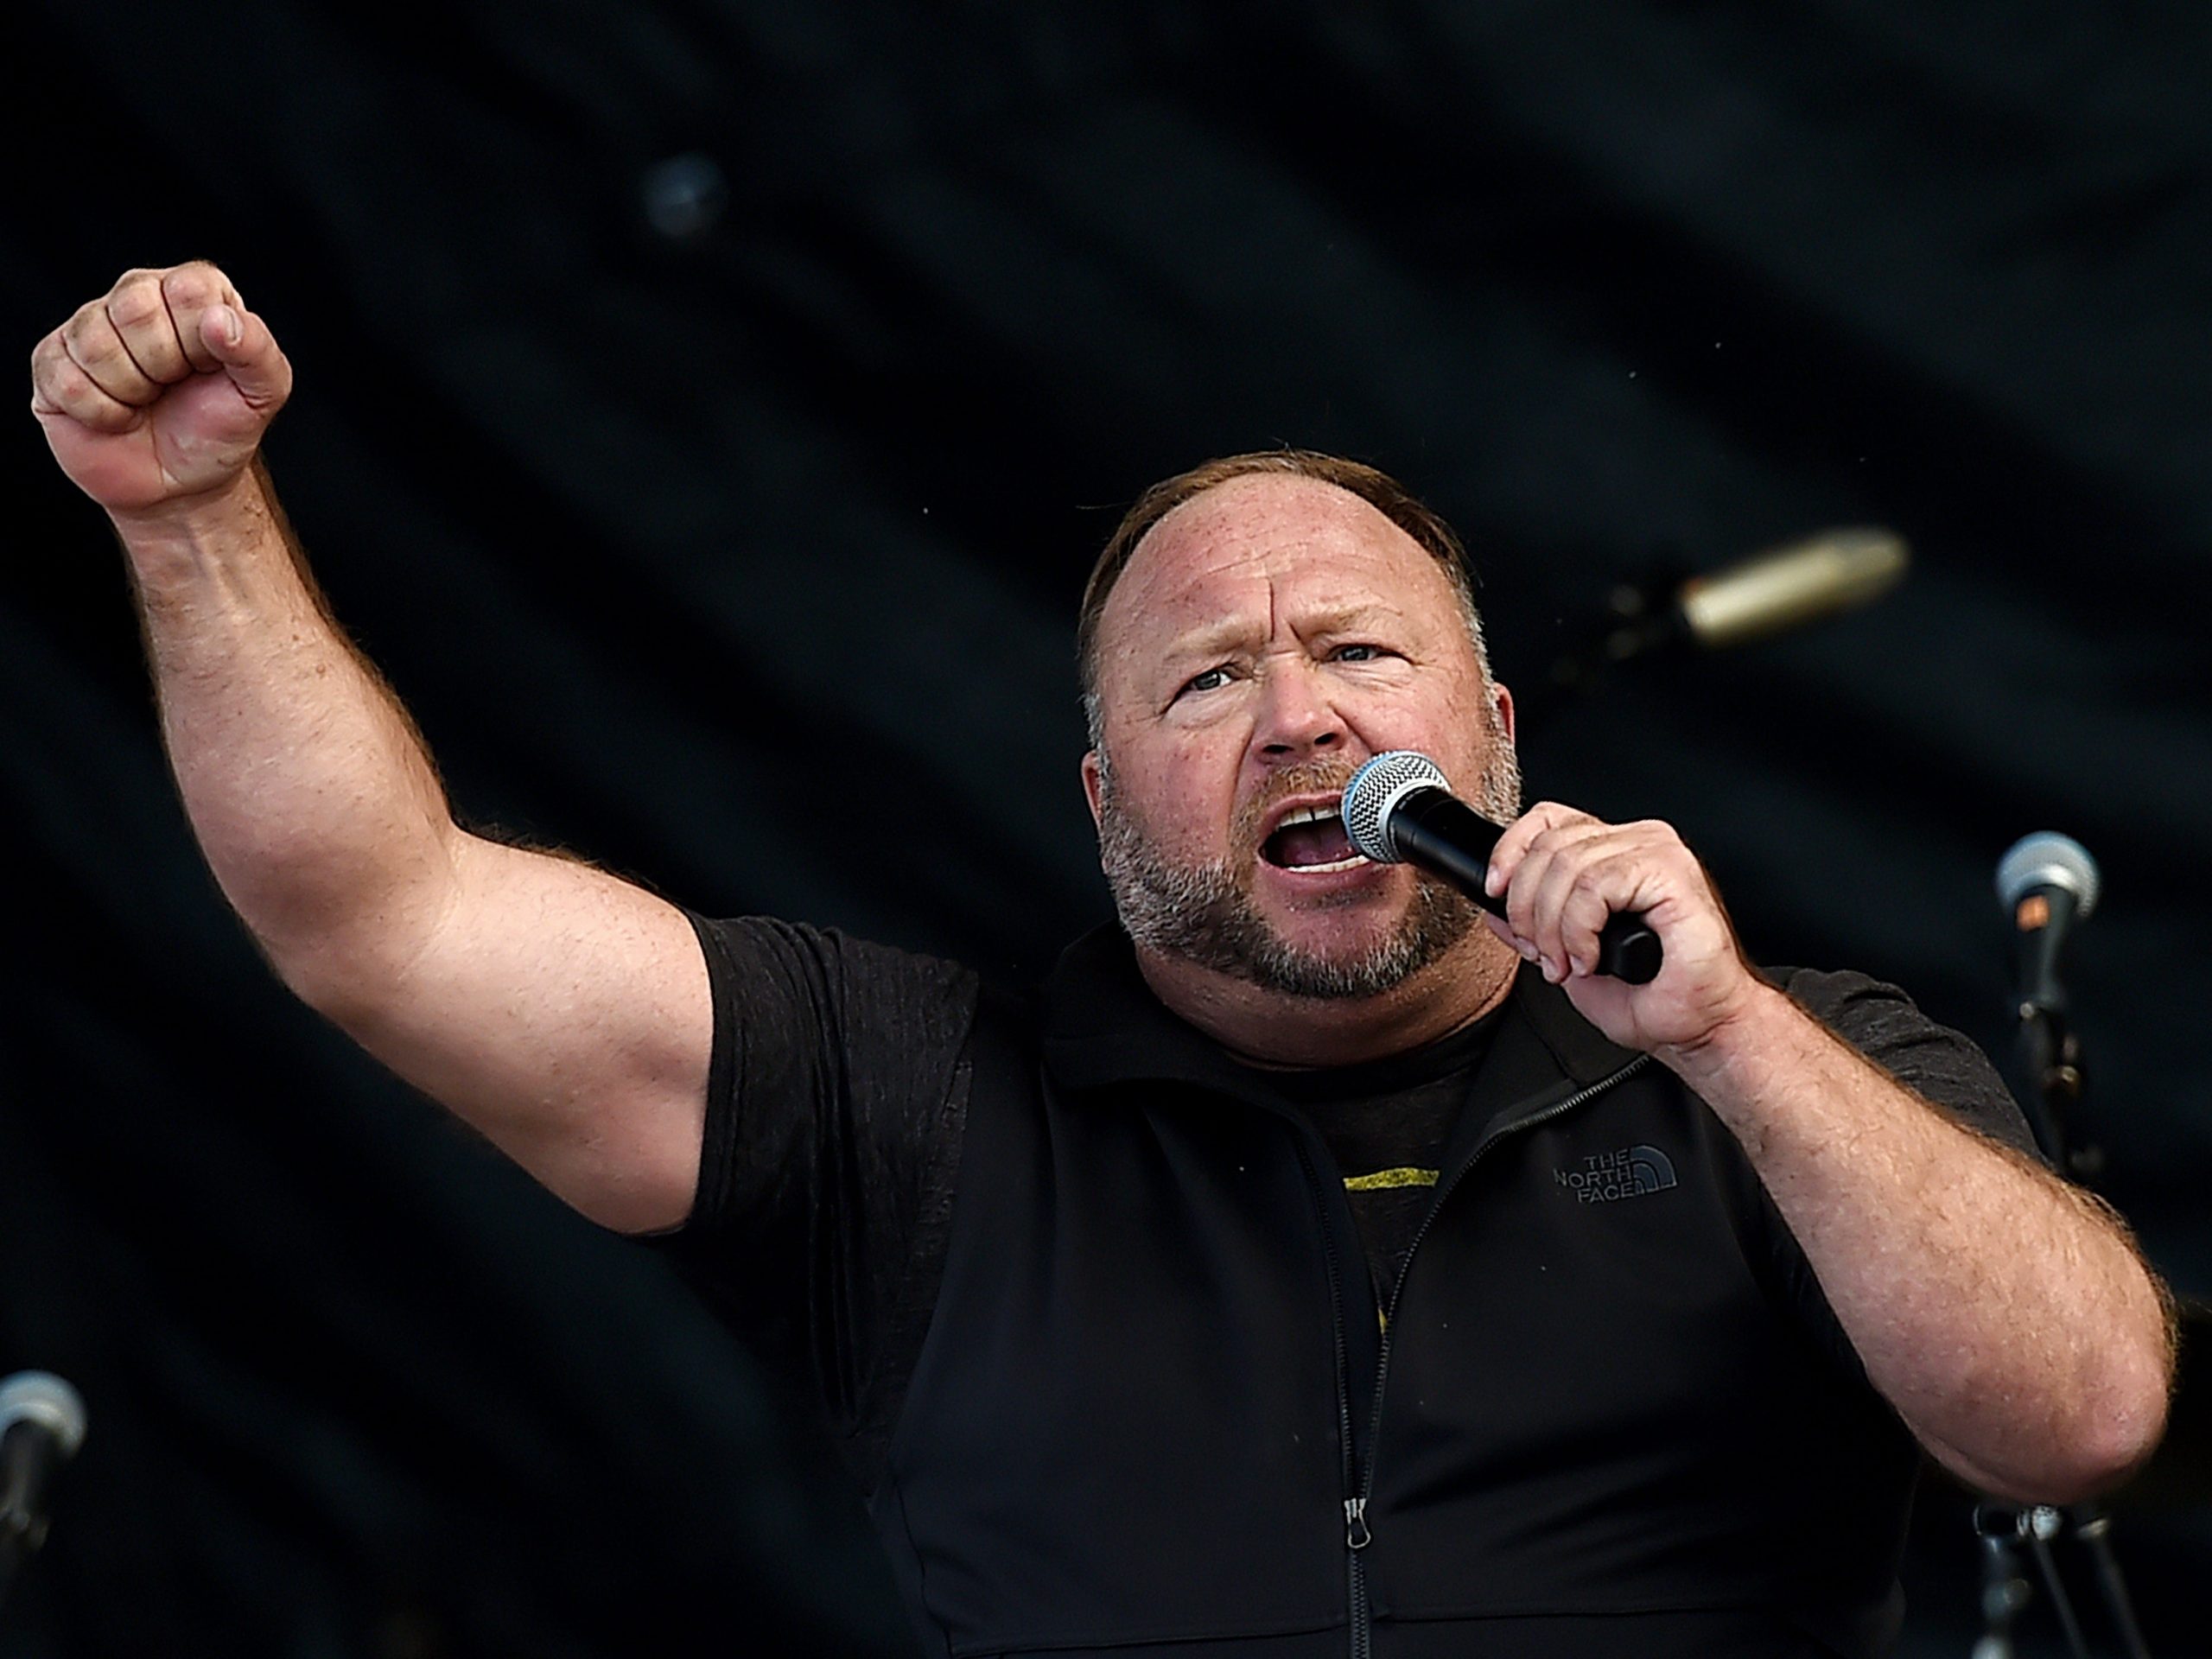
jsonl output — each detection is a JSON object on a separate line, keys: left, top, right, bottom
{"left": 29, "top": 262, "right": 292, "bottom": 518}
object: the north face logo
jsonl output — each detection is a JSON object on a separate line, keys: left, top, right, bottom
{"left": 1554, "top": 1145, "right": 1678, "bottom": 1204}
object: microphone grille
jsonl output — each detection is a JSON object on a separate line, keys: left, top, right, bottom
{"left": 1342, "top": 751, "right": 1450, "bottom": 862}
{"left": 0, "top": 1370, "right": 88, "bottom": 1456}
{"left": 1995, "top": 832, "right": 2101, "bottom": 919}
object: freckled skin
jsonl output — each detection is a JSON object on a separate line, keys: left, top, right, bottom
{"left": 1080, "top": 474, "right": 1521, "bottom": 1067}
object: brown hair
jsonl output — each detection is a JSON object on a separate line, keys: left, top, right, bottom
{"left": 1076, "top": 450, "right": 1488, "bottom": 744}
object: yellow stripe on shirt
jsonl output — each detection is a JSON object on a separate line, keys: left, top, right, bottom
{"left": 1342, "top": 1166, "right": 1440, "bottom": 1192}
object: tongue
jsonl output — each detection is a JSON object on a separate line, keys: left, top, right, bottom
{"left": 1268, "top": 818, "right": 1358, "bottom": 868}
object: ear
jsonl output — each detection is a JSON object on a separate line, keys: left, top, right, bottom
{"left": 1081, "top": 749, "right": 1105, "bottom": 829}
{"left": 1492, "top": 681, "right": 1516, "bottom": 747}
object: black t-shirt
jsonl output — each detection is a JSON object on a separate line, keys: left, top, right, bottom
{"left": 1260, "top": 1012, "right": 1502, "bottom": 1310}
{"left": 661, "top": 915, "right": 2037, "bottom": 1502}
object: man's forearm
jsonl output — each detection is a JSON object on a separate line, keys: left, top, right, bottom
{"left": 1659, "top": 983, "right": 2173, "bottom": 1502}
{"left": 119, "top": 462, "right": 461, "bottom": 1007}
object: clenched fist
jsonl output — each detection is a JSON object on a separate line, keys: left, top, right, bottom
{"left": 29, "top": 262, "right": 291, "bottom": 518}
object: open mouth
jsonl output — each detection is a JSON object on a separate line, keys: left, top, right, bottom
{"left": 1260, "top": 805, "right": 1370, "bottom": 874}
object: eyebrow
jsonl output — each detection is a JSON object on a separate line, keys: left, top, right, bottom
{"left": 1154, "top": 601, "right": 1406, "bottom": 666}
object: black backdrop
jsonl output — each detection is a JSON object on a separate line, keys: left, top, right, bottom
{"left": 3, "top": 3, "right": 2208, "bottom": 1654}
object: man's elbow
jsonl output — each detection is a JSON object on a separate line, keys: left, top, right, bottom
{"left": 1946, "top": 1333, "right": 2175, "bottom": 1506}
{"left": 2056, "top": 1338, "right": 2175, "bottom": 1502}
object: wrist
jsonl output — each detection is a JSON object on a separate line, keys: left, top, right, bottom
{"left": 1651, "top": 975, "right": 1802, "bottom": 1093}
{"left": 109, "top": 466, "right": 270, "bottom": 548}
{"left": 110, "top": 467, "right": 279, "bottom": 594}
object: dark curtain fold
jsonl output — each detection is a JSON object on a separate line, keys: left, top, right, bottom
{"left": 3, "top": 4, "right": 2207, "bottom": 1653}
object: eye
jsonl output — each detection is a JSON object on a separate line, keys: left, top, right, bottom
{"left": 1178, "top": 665, "right": 1235, "bottom": 697}
{"left": 1332, "top": 643, "right": 1391, "bottom": 663}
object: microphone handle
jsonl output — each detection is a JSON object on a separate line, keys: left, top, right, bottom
{"left": 0, "top": 1421, "right": 64, "bottom": 1611}
{"left": 1391, "top": 792, "right": 1664, "bottom": 985}
{"left": 2010, "top": 882, "right": 2081, "bottom": 1018}
{"left": 0, "top": 1421, "right": 62, "bottom": 1541}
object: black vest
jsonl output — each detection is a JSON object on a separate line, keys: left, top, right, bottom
{"left": 871, "top": 931, "right": 1919, "bottom": 1659}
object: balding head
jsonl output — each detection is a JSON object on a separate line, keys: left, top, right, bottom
{"left": 1077, "top": 450, "right": 1491, "bottom": 747}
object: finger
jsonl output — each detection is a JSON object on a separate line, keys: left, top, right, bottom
{"left": 29, "top": 328, "right": 140, "bottom": 433}
{"left": 1501, "top": 817, "right": 1606, "bottom": 931}
{"left": 196, "top": 299, "right": 292, "bottom": 413}
{"left": 105, "top": 268, "right": 194, "bottom": 385}
{"left": 61, "top": 301, "right": 161, "bottom": 407}
{"left": 159, "top": 262, "right": 240, "bottom": 373}
{"left": 1484, "top": 801, "right": 1599, "bottom": 901}
{"left": 1554, "top": 849, "right": 1644, "bottom": 978}
{"left": 1513, "top": 821, "right": 1613, "bottom": 979}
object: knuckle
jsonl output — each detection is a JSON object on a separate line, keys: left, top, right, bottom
{"left": 108, "top": 281, "right": 168, "bottom": 329}
{"left": 62, "top": 317, "right": 121, "bottom": 366}
{"left": 46, "top": 361, "right": 116, "bottom": 422}
{"left": 162, "top": 262, "right": 220, "bottom": 304}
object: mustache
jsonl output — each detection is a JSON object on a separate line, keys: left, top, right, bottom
{"left": 1231, "top": 759, "right": 1362, "bottom": 849}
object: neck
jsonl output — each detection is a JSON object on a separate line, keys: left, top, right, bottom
{"left": 1134, "top": 927, "right": 1522, "bottom": 1070}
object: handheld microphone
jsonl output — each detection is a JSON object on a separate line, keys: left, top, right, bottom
{"left": 0, "top": 1371, "right": 87, "bottom": 1604}
{"left": 1342, "top": 752, "right": 1663, "bottom": 984}
{"left": 1994, "top": 832, "right": 2101, "bottom": 1021}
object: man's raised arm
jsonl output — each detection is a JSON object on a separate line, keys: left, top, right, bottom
{"left": 30, "top": 263, "right": 708, "bottom": 1234}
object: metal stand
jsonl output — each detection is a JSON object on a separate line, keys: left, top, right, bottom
{"left": 0, "top": 1372, "right": 87, "bottom": 1620}
{"left": 1964, "top": 995, "right": 2151, "bottom": 1658}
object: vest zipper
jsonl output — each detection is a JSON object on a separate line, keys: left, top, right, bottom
{"left": 1288, "top": 1136, "right": 1368, "bottom": 1659}
{"left": 1345, "top": 1495, "right": 1373, "bottom": 1659}
{"left": 1347, "top": 1054, "right": 1650, "bottom": 1658}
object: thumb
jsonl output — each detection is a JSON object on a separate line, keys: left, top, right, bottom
{"left": 197, "top": 303, "right": 292, "bottom": 413}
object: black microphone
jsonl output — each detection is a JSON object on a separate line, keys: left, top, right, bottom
{"left": 1342, "top": 752, "right": 1663, "bottom": 984}
{"left": 0, "top": 1371, "right": 87, "bottom": 1605}
{"left": 1994, "top": 832, "right": 2101, "bottom": 1022}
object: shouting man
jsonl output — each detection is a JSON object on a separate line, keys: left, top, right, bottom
{"left": 32, "top": 263, "right": 2172, "bottom": 1658}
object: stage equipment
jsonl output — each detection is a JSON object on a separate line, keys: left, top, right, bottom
{"left": 0, "top": 1370, "right": 86, "bottom": 1612}
{"left": 1966, "top": 836, "right": 2149, "bottom": 1659}
{"left": 1530, "top": 527, "right": 1909, "bottom": 723}
{"left": 1341, "top": 751, "right": 1662, "bottom": 983}
{"left": 1995, "top": 832, "right": 2101, "bottom": 1178}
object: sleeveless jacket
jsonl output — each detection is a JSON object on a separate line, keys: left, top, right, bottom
{"left": 868, "top": 930, "right": 1922, "bottom": 1659}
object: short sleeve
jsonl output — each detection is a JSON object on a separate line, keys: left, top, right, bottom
{"left": 1783, "top": 968, "right": 2037, "bottom": 1158}
{"left": 656, "top": 914, "right": 980, "bottom": 1473}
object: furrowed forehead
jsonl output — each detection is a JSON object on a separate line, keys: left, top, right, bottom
{"left": 1104, "top": 480, "right": 1446, "bottom": 639}
{"left": 1077, "top": 463, "right": 1489, "bottom": 747}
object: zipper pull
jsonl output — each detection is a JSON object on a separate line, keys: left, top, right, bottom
{"left": 1344, "top": 1496, "right": 1371, "bottom": 1550}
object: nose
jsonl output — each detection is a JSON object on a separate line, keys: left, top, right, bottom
{"left": 1255, "top": 657, "right": 1347, "bottom": 764}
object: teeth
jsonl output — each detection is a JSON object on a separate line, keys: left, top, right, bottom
{"left": 1300, "top": 854, "right": 1369, "bottom": 874}
{"left": 1277, "top": 805, "right": 1340, "bottom": 829}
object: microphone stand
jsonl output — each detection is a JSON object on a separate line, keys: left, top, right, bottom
{"left": 1972, "top": 1503, "right": 2089, "bottom": 1659}
{"left": 1966, "top": 1001, "right": 2149, "bottom": 1659}
{"left": 0, "top": 1372, "right": 87, "bottom": 1619}
{"left": 2018, "top": 1003, "right": 2096, "bottom": 1184}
